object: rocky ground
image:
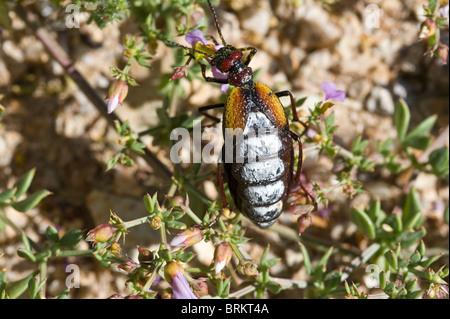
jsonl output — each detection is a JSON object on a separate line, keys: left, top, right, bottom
{"left": 0, "top": 0, "right": 448, "bottom": 298}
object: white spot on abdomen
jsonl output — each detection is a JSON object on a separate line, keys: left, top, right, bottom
{"left": 243, "top": 180, "right": 285, "bottom": 205}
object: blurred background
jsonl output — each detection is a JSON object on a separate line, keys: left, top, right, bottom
{"left": 0, "top": 0, "right": 448, "bottom": 298}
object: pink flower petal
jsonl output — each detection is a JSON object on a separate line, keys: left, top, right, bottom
{"left": 107, "top": 95, "right": 119, "bottom": 114}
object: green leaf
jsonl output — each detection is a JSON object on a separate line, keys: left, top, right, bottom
{"left": 266, "top": 281, "right": 282, "bottom": 294}
{"left": 45, "top": 226, "right": 60, "bottom": 243}
{"left": 295, "top": 97, "right": 307, "bottom": 107}
{"left": 405, "top": 279, "right": 417, "bottom": 293}
{"left": 428, "top": 147, "right": 449, "bottom": 169}
{"left": 299, "top": 243, "right": 312, "bottom": 275}
{"left": 384, "top": 214, "right": 403, "bottom": 233}
{"left": 21, "top": 233, "right": 32, "bottom": 252}
{"left": 0, "top": 187, "right": 17, "bottom": 203}
{"left": 351, "top": 135, "right": 369, "bottom": 156}
{"left": 60, "top": 229, "right": 83, "bottom": 249}
{"left": 5, "top": 271, "right": 39, "bottom": 299}
{"left": 169, "top": 210, "right": 185, "bottom": 220}
{"left": 13, "top": 168, "right": 36, "bottom": 198}
{"left": 403, "top": 135, "right": 431, "bottom": 150}
{"left": 266, "top": 258, "right": 279, "bottom": 268}
{"left": 143, "top": 193, "right": 158, "bottom": 213}
{"left": 165, "top": 220, "right": 186, "bottom": 230}
{"left": 324, "top": 270, "right": 342, "bottom": 292}
{"left": 324, "top": 112, "right": 335, "bottom": 128}
{"left": 366, "top": 200, "right": 380, "bottom": 223}
{"left": 402, "top": 188, "right": 422, "bottom": 229}
{"left": 11, "top": 190, "right": 52, "bottom": 213}
{"left": 428, "top": 147, "right": 449, "bottom": 177}
{"left": 415, "top": 240, "right": 426, "bottom": 258}
{"left": 28, "top": 276, "right": 39, "bottom": 299}
{"left": 399, "top": 228, "right": 427, "bottom": 248}
{"left": 0, "top": 271, "right": 6, "bottom": 297}
{"left": 158, "top": 249, "right": 171, "bottom": 262}
{"left": 428, "top": 0, "right": 437, "bottom": 13}
{"left": 419, "top": 253, "right": 443, "bottom": 268}
{"left": 408, "top": 251, "right": 422, "bottom": 266}
{"left": 406, "top": 289, "right": 424, "bottom": 299}
{"left": 315, "top": 246, "right": 334, "bottom": 271}
{"left": 405, "top": 115, "right": 436, "bottom": 140}
{"left": 179, "top": 251, "right": 195, "bottom": 263}
{"left": 17, "top": 248, "right": 36, "bottom": 262}
{"left": 350, "top": 207, "right": 376, "bottom": 239}
{"left": 385, "top": 250, "right": 398, "bottom": 270}
{"left": 394, "top": 99, "right": 410, "bottom": 142}
{"left": 56, "top": 289, "right": 70, "bottom": 299}
{"left": 379, "top": 270, "right": 387, "bottom": 290}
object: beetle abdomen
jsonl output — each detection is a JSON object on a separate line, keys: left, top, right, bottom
{"left": 224, "top": 110, "right": 293, "bottom": 228}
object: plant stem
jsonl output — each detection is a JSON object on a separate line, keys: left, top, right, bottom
{"left": 39, "top": 259, "right": 47, "bottom": 298}
{"left": 229, "top": 284, "right": 256, "bottom": 298}
{"left": 123, "top": 216, "right": 150, "bottom": 229}
{"left": 16, "top": 5, "right": 173, "bottom": 180}
{"left": 160, "top": 222, "right": 168, "bottom": 248}
{"left": 184, "top": 206, "right": 203, "bottom": 225}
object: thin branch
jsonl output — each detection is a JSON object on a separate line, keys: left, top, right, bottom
{"left": 16, "top": 5, "right": 172, "bottom": 179}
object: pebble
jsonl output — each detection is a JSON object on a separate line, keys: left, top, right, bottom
{"left": 365, "top": 86, "right": 395, "bottom": 115}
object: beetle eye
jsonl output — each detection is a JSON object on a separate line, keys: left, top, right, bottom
{"left": 221, "top": 59, "right": 232, "bottom": 72}
{"left": 231, "top": 51, "right": 243, "bottom": 62}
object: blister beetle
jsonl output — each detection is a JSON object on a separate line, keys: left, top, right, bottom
{"left": 168, "top": 0, "right": 316, "bottom": 228}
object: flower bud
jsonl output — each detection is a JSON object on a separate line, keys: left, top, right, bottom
{"left": 118, "top": 259, "right": 139, "bottom": 273}
{"left": 137, "top": 246, "right": 154, "bottom": 264}
{"left": 422, "top": 284, "right": 449, "bottom": 299}
{"left": 223, "top": 208, "right": 236, "bottom": 219}
{"left": 437, "top": 43, "right": 449, "bottom": 64}
{"left": 149, "top": 216, "right": 162, "bottom": 230}
{"left": 170, "top": 65, "right": 188, "bottom": 81}
{"left": 105, "top": 80, "right": 128, "bottom": 114}
{"left": 243, "top": 262, "right": 259, "bottom": 277}
{"left": 170, "top": 227, "right": 203, "bottom": 248}
{"left": 297, "top": 213, "right": 313, "bottom": 235}
{"left": 214, "top": 242, "right": 233, "bottom": 274}
{"left": 109, "top": 242, "right": 121, "bottom": 255}
{"left": 419, "top": 18, "right": 437, "bottom": 39}
{"left": 192, "top": 278, "right": 209, "bottom": 297}
{"left": 86, "top": 224, "right": 116, "bottom": 243}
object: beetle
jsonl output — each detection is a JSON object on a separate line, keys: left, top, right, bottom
{"left": 168, "top": 0, "right": 316, "bottom": 228}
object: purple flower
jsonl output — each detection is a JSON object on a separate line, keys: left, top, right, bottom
{"left": 164, "top": 262, "right": 198, "bottom": 299}
{"left": 185, "top": 29, "right": 207, "bottom": 46}
{"left": 184, "top": 31, "right": 229, "bottom": 94}
{"left": 321, "top": 81, "right": 345, "bottom": 102}
{"left": 212, "top": 66, "right": 229, "bottom": 94}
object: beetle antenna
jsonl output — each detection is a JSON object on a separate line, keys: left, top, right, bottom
{"left": 207, "top": 0, "right": 227, "bottom": 46}
{"left": 166, "top": 40, "right": 214, "bottom": 59}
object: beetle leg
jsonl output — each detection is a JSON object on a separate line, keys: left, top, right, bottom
{"left": 275, "top": 91, "right": 309, "bottom": 135}
{"left": 238, "top": 46, "right": 257, "bottom": 66}
{"left": 199, "top": 103, "right": 224, "bottom": 126}
{"left": 206, "top": 34, "right": 220, "bottom": 46}
{"left": 195, "top": 163, "right": 229, "bottom": 229}
{"left": 201, "top": 64, "right": 229, "bottom": 84}
{"left": 290, "top": 130, "right": 318, "bottom": 211}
